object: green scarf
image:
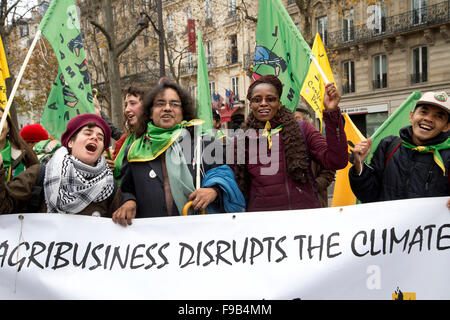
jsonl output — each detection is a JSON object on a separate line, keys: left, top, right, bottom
{"left": 113, "top": 134, "right": 136, "bottom": 180}
{"left": 127, "top": 119, "right": 204, "bottom": 215}
{"left": 0, "top": 140, "right": 25, "bottom": 181}
{"left": 402, "top": 138, "right": 450, "bottom": 175}
{"left": 1, "top": 140, "right": 12, "bottom": 181}
{"left": 261, "top": 121, "right": 283, "bottom": 149}
{"left": 127, "top": 119, "right": 203, "bottom": 162}
{"left": 165, "top": 132, "right": 196, "bottom": 215}
{"left": 33, "top": 139, "right": 61, "bottom": 163}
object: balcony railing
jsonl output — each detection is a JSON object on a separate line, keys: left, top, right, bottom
{"left": 342, "top": 82, "right": 355, "bottom": 94}
{"left": 180, "top": 62, "right": 197, "bottom": 76}
{"left": 328, "top": 1, "right": 450, "bottom": 48}
{"left": 226, "top": 51, "right": 239, "bottom": 65}
{"left": 411, "top": 72, "right": 428, "bottom": 84}
{"left": 207, "top": 56, "right": 216, "bottom": 69}
{"left": 372, "top": 76, "right": 388, "bottom": 90}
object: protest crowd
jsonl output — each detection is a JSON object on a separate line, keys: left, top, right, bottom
{"left": 0, "top": 0, "right": 450, "bottom": 303}
{"left": 0, "top": 1, "right": 449, "bottom": 230}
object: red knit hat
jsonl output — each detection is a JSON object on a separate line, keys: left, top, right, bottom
{"left": 20, "top": 124, "right": 49, "bottom": 142}
{"left": 61, "top": 113, "right": 111, "bottom": 150}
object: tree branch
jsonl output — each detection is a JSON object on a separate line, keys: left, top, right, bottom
{"left": 89, "top": 20, "right": 112, "bottom": 49}
{"left": 236, "top": 4, "right": 257, "bottom": 23}
{"left": 116, "top": 24, "right": 147, "bottom": 56}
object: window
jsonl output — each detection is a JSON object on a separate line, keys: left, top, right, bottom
{"left": 342, "top": 9, "right": 354, "bottom": 42}
{"left": 371, "top": 3, "right": 386, "bottom": 34}
{"left": 19, "top": 23, "right": 29, "bottom": 37}
{"left": 373, "top": 54, "right": 387, "bottom": 89}
{"left": 186, "top": 6, "right": 192, "bottom": 23}
{"left": 366, "top": 112, "right": 388, "bottom": 137}
{"left": 412, "top": 46, "right": 427, "bottom": 84}
{"left": 167, "top": 14, "right": 173, "bottom": 37}
{"left": 317, "top": 16, "right": 328, "bottom": 45}
{"left": 122, "top": 3, "right": 127, "bottom": 18}
{"left": 349, "top": 112, "right": 388, "bottom": 138}
{"left": 205, "top": 0, "right": 212, "bottom": 20}
{"left": 230, "top": 35, "right": 238, "bottom": 64}
{"left": 206, "top": 41, "right": 214, "bottom": 67}
{"left": 231, "top": 76, "right": 239, "bottom": 98}
{"left": 228, "top": 0, "right": 236, "bottom": 16}
{"left": 112, "top": 7, "right": 117, "bottom": 24}
{"left": 209, "top": 81, "right": 215, "bottom": 97}
{"left": 412, "top": 0, "right": 427, "bottom": 25}
{"left": 343, "top": 61, "right": 355, "bottom": 94}
{"left": 288, "top": 0, "right": 296, "bottom": 5}
{"left": 39, "top": 1, "right": 49, "bottom": 16}
{"left": 189, "top": 85, "right": 196, "bottom": 101}
{"left": 144, "top": 29, "right": 149, "bottom": 47}
{"left": 187, "top": 52, "right": 194, "bottom": 72}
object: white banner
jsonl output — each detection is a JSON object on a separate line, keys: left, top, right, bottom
{"left": 0, "top": 197, "right": 449, "bottom": 300}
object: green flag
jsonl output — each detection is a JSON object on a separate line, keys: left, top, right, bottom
{"left": 253, "top": 0, "right": 312, "bottom": 112}
{"left": 367, "top": 91, "right": 422, "bottom": 164}
{"left": 39, "top": 0, "right": 95, "bottom": 140}
{"left": 196, "top": 31, "right": 212, "bottom": 136}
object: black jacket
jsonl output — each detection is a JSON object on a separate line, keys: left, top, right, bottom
{"left": 120, "top": 130, "right": 224, "bottom": 218}
{"left": 349, "top": 126, "right": 449, "bottom": 203}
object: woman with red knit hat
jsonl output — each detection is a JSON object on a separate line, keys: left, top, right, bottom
{"left": 0, "top": 113, "right": 121, "bottom": 215}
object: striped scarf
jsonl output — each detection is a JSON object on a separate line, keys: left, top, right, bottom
{"left": 44, "top": 147, "right": 114, "bottom": 214}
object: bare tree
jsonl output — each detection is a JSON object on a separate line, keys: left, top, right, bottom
{"left": 1, "top": 0, "right": 40, "bottom": 124}
{"left": 79, "top": 0, "right": 150, "bottom": 126}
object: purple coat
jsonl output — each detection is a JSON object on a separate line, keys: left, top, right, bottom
{"left": 246, "top": 110, "right": 347, "bottom": 212}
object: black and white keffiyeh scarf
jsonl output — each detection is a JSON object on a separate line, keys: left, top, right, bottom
{"left": 44, "top": 147, "right": 114, "bottom": 214}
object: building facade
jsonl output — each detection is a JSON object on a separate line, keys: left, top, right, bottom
{"left": 287, "top": 0, "right": 450, "bottom": 137}
{"left": 80, "top": 0, "right": 450, "bottom": 135}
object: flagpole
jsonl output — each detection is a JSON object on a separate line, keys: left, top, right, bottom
{"left": 310, "top": 53, "right": 330, "bottom": 85}
{"left": 0, "top": 30, "right": 42, "bottom": 135}
{"left": 196, "top": 134, "right": 201, "bottom": 189}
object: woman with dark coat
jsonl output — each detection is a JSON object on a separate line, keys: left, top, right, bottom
{"left": 113, "top": 80, "right": 245, "bottom": 226}
{"left": 233, "top": 75, "right": 348, "bottom": 212}
{"left": 0, "top": 113, "right": 121, "bottom": 216}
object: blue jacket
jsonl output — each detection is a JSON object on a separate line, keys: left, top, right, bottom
{"left": 202, "top": 165, "right": 246, "bottom": 213}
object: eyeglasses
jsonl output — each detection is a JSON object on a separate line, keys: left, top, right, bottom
{"left": 249, "top": 96, "right": 279, "bottom": 104}
{"left": 154, "top": 100, "right": 182, "bottom": 108}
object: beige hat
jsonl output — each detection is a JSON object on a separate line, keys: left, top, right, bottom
{"left": 415, "top": 91, "right": 450, "bottom": 115}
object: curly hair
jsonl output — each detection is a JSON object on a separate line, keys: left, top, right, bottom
{"left": 135, "top": 81, "right": 196, "bottom": 138}
{"left": 234, "top": 76, "right": 310, "bottom": 198}
{"left": 247, "top": 74, "right": 283, "bottom": 100}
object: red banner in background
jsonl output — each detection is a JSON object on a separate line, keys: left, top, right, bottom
{"left": 187, "top": 19, "right": 196, "bottom": 53}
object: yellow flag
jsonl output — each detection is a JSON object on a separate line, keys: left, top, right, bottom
{"left": 300, "top": 33, "right": 335, "bottom": 131}
{"left": 0, "top": 34, "right": 10, "bottom": 111}
{"left": 331, "top": 113, "right": 365, "bottom": 207}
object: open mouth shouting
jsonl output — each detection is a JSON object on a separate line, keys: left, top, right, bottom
{"left": 86, "top": 143, "right": 98, "bottom": 153}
